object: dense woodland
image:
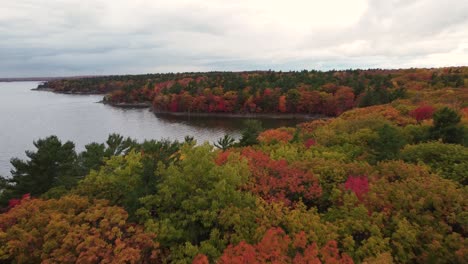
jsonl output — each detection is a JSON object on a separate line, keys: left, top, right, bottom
{"left": 39, "top": 68, "right": 466, "bottom": 116}
{"left": 1, "top": 67, "right": 467, "bottom": 263}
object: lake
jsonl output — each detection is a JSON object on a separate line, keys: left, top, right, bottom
{"left": 0, "top": 82, "right": 304, "bottom": 176}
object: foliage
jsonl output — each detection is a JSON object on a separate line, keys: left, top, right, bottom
{"left": 304, "top": 138, "right": 316, "bottom": 149}
{"left": 214, "top": 134, "right": 236, "bottom": 151}
{"left": 215, "top": 227, "right": 353, "bottom": 264}
{"left": 3, "top": 67, "right": 468, "bottom": 262}
{"left": 41, "top": 68, "right": 460, "bottom": 116}
{"left": 409, "top": 105, "right": 435, "bottom": 122}
{"left": 137, "top": 144, "right": 255, "bottom": 261}
{"left": 241, "top": 148, "right": 322, "bottom": 206}
{"left": 74, "top": 151, "right": 145, "bottom": 216}
{"left": 400, "top": 142, "right": 468, "bottom": 184}
{"left": 77, "top": 133, "right": 137, "bottom": 175}
{"left": 430, "top": 107, "right": 466, "bottom": 144}
{"left": 369, "top": 124, "right": 406, "bottom": 162}
{"left": 257, "top": 128, "right": 294, "bottom": 144}
{"left": 366, "top": 171, "right": 467, "bottom": 263}
{"left": 402, "top": 124, "right": 431, "bottom": 144}
{"left": 238, "top": 120, "right": 263, "bottom": 147}
{"left": 344, "top": 176, "right": 369, "bottom": 201}
{"left": 0, "top": 136, "right": 78, "bottom": 206}
{"left": 0, "top": 195, "right": 160, "bottom": 263}
{"left": 339, "top": 105, "right": 415, "bottom": 126}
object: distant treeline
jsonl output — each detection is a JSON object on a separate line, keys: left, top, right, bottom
{"left": 38, "top": 67, "right": 467, "bottom": 116}
{"left": 1, "top": 76, "right": 100, "bottom": 82}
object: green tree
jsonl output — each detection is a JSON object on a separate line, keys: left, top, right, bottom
{"left": 137, "top": 144, "right": 255, "bottom": 261}
{"left": 137, "top": 139, "right": 182, "bottom": 197}
{"left": 238, "top": 120, "right": 263, "bottom": 147}
{"left": 367, "top": 168, "right": 467, "bottom": 263}
{"left": 214, "top": 134, "right": 236, "bottom": 151}
{"left": 402, "top": 124, "right": 431, "bottom": 144}
{"left": 400, "top": 142, "right": 468, "bottom": 184}
{"left": 370, "top": 124, "right": 406, "bottom": 162}
{"left": 76, "top": 133, "right": 137, "bottom": 176}
{"left": 74, "top": 151, "right": 145, "bottom": 217}
{"left": 76, "top": 142, "right": 106, "bottom": 174}
{"left": 0, "top": 136, "right": 78, "bottom": 206}
{"left": 184, "top": 135, "right": 196, "bottom": 144}
{"left": 286, "top": 88, "right": 301, "bottom": 112}
{"left": 103, "top": 133, "right": 137, "bottom": 156}
{"left": 430, "top": 107, "right": 465, "bottom": 144}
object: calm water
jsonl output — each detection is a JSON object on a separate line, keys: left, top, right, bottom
{"left": 0, "top": 82, "right": 303, "bottom": 176}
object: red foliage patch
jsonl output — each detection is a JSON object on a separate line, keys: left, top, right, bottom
{"left": 278, "top": 95, "right": 287, "bottom": 113}
{"left": 304, "top": 138, "right": 316, "bottom": 149}
{"left": 241, "top": 148, "right": 321, "bottom": 205}
{"left": 344, "top": 176, "right": 369, "bottom": 201}
{"left": 215, "top": 150, "right": 232, "bottom": 166}
{"left": 192, "top": 254, "right": 209, "bottom": 264}
{"left": 7, "top": 193, "right": 31, "bottom": 210}
{"left": 410, "top": 105, "right": 435, "bottom": 122}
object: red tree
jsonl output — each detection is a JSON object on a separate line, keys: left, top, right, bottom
{"left": 409, "top": 105, "right": 435, "bottom": 122}
{"left": 278, "top": 95, "right": 287, "bottom": 113}
{"left": 241, "top": 148, "right": 322, "bottom": 205}
{"left": 304, "top": 138, "right": 316, "bottom": 149}
{"left": 344, "top": 176, "right": 369, "bottom": 201}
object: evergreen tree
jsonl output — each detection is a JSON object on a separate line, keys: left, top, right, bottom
{"left": 238, "top": 120, "right": 263, "bottom": 147}
{"left": 214, "top": 134, "right": 236, "bottom": 151}
{"left": 370, "top": 124, "right": 406, "bottom": 162}
{"left": 430, "top": 107, "right": 465, "bottom": 144}
{"left": 0, "top": 136, "right": 78, "bottom": 205}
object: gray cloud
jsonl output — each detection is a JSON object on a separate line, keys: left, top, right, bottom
{"left": 0, "top": 0, "right": 467, "bottom": 77}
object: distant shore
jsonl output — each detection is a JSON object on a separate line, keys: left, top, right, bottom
{"left": 153, "top": 110, "right": 326, "bottom": 120}
{"left": 32, "top": 87, "right": 105, "bottom": 95}
{"left": 102, "top": 101, "right": 152, "bottom": 108}
{"left": 32, "top": 87, "right": 328, "bottom": 119}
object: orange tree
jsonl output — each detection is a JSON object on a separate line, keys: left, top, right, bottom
{"left": 0, "top": 195, "right": 160, "bottom": 263}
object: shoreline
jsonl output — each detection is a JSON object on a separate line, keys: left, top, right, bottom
{"left": 153, "top": 110, "right": 328, "bottom": 120}
{"left": 32, "top": 87, "right": 106, "bottom": 95}
{"left": 102, "top": 101, "right": 152, "bottom": 108}
{"left": 32, "top": 88, "right": 328, "bottom": 120}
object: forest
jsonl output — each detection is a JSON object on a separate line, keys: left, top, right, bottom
{"left": 39, "top": 68, "right": 465, "bottom": 116}
{"left": 1, "top": 67, "right": 467, "bottom": 263}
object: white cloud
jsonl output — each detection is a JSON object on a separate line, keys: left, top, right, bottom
{"left": 0, "top": 0, "right": 466, "bottom": 77}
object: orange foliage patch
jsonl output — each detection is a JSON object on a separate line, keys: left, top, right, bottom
{"left": 215, "top": 150, "right": 232, "bottom": 166}
{"left": 215, "top": 227, "right": 353, "bottom": 264}
{"left": 0, "top": 196, "right": 160, "bottom": 263}
{"left": 258, "top": 128, "right": 294, "bottom": 144}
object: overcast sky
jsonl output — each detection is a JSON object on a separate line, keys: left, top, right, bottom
{"left": 1, "top": 0, "right": 467, "bottom": 77}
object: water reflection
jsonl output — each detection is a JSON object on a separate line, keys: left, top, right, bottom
{"left": 154, "top": 113, "right": 305, "bottom": 131}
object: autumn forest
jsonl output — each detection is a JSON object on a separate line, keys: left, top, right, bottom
{"left": 1, "top": 67, "right": 468, "bottom": 263}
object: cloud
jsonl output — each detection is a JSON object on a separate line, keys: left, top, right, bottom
{"left": 0, "top": 0, "right": 467, "bottom": 77}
